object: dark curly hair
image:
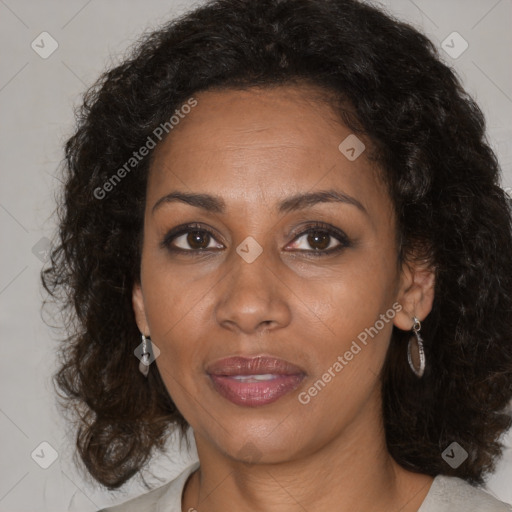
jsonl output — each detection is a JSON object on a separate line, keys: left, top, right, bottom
{"left": 42, "top": 0, "right": 512, "bottom": 491}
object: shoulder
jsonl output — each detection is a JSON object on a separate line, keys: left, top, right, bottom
{"left": 98, "top": 482, "right": 171, "bottom": 512}
{"left": 419, "top": 474, "right": 512, "bottom": 512}
{"left": 98, "top": 461, "right": 200, "bottom": 512}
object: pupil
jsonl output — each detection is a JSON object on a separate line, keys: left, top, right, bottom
{"left": 308, "top": 231, "right": 329, "bottom": 250}
{"left": 188, "top": 230, "right": 209, "bottom": 249}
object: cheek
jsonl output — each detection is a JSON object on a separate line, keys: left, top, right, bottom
{"left": 142, "top": 270, "right": 211, "bottom": 417}
{"left": 139, "top": 257, "right": 213, "bottom": 385}
{"left": 304, "top": 280, "right": 393, "bottom": 366}
{"left": 293, "top": 278, "right": 396, "bottom": 436}
{"left": 304, "top": 249, "right": 397, "bottom": 329}
{"left": 299, "top": 252, "right": 398, "bottom": 380}
{"left": 141, "top": 244, "right": 217, "bottom": 334}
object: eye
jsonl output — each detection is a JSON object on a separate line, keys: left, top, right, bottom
{"left": 161, "top": 221, "right": 351, "bottom": 256}
{"left": 286, "top": 222, "right": 351, "bottom": 255}
{"left": 161, "top": 223, "right": 224, "bottom": 253}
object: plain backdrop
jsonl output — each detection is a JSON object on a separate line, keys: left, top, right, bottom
{"left": 1, "top": 1, "right": 512, "bottom": 510}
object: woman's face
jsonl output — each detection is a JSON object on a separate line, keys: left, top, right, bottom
{"left": 133, "top": 85, "right": 433, "bottom": 464}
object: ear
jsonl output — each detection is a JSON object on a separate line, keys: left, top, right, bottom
{"left": 132, "top": 281, "right": 150, "bottom": 335}
{"left": 393, "top": 257, "right": 435, "bottom": 331}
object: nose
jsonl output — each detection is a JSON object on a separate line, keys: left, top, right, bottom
{"left": 214, "top": 249, "right": 292, "bottom": 335}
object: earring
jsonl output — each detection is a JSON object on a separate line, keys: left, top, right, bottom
{"left": 407, "top": 317, "right": 425, "bottom": 378}
{"left": 139, "top": 334, "right": 152, "bottom": 377}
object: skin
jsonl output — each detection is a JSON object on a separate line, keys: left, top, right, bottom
{"left": 132, "top": 84, "right": 436, "bottom": 512}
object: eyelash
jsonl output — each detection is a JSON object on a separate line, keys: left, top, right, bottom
{"left": 161, "top": 221, "right": 351, "bottom": 257}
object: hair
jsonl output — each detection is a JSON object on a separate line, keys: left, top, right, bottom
{"left": 42, "top": 0, "right": 512, "bottom": 491}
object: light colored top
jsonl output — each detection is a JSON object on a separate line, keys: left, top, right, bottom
{"left": 99, "top": 461, "right": 512, "bottom": 512}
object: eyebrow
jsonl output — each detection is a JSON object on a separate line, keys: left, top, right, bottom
{"left": 151, "top": 188, "right": 367, "bottom": 216}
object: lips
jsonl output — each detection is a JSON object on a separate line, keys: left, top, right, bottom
{"left": 206, "top": 356, "right": 306, "bottom": 407}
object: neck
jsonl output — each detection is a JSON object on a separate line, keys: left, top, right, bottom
{"left": 182, "top": 388, "right": 434, "bottom": 512}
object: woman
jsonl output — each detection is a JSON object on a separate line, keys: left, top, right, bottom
{"left": 42, "top": 0, "right": 512, "bottom": 510}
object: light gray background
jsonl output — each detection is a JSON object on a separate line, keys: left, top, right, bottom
{"left": 1, "top": 1, "right": 511, "bottom": 511}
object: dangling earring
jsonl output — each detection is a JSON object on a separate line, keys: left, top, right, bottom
{"left": 139, "top": 334, "right": 151, "bottom": 377}
{"left": 407, "top": 316, "right": 425, "bottom": 378}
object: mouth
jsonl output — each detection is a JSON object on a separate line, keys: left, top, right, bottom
{"left": 206, "top": 356, "right": 306, "bottom": 407}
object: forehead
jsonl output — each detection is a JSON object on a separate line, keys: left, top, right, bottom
{"left": 147, "top": 85, "right": 389, "bottom": 218}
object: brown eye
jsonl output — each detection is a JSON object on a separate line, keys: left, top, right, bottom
{"left": 161, "top": 224, "right": 224, "bottom": 253}
{"left": 186, "top": 230, "right": 211, "bottom": 250}
{"left": 306, "top": 230, "right": 331, "bottom": 251}
{"left": 293, "top": 229, "right": 339, "bottom": 252}
{"left": 286, "top": 222, "right": 351, "bottom": 256}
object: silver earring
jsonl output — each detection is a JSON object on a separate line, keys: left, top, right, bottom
{"left": 407, "top": 317, "right": 425, "bottom": 378}
{"left": 139, "top": 334, "right": 152, "bottom": 377}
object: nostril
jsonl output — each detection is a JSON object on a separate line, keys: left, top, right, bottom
{"left": 258, "top": 320, "right": 274, "bottom": 332}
